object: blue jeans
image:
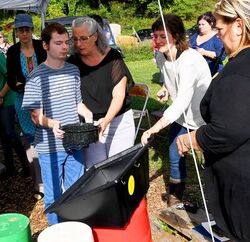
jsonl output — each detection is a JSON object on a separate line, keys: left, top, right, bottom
{"left": 38, "top": 149, "right": 84, "bottom": 225}
{"left": 169, "top": 122, "right": 189, "bottom": 182}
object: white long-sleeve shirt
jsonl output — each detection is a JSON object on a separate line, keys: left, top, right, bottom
{"left": 156, "top": 48, "right": 212, "bottom": 130}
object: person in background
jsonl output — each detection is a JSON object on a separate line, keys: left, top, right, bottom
{"left": 189, "top": 12, "right": 226, "bottom": 76}
{"left": 0, "top": 31, "right": 10, "bottom": 57}
{"left": 68, "top": 16, "right": 135, "bottom": 169}
{"left": 177, "top": 0, "right": 250, "bottom": 240}
{"left": 0, "top": 51, "right": 29, "bottom": 177}
{"left": 141, "top": 14, "right": 211, "bottom": 206}
{"left": 6, "top": 13, "right": 46, "bottom": 199}
{"left": 22, "top": 23, "right": 92, "bottom": 225}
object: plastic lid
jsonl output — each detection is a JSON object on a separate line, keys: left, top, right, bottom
{"left": 0, "top": 213, "right": 31, "bottom": 242}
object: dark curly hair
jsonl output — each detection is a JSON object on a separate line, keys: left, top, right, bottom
{"left": 197, "top": 12, "right": 216, "bottom": 28}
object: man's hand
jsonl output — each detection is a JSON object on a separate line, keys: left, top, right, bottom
{"left": 52, "top": 120, "right": 64, "bottom": 139}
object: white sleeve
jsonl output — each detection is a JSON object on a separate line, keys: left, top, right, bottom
{"left": 163, "top": 62, "right": 198, "bottom": 123}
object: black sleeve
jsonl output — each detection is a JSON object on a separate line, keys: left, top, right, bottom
{"left": 196, "top": 74, "right": 250, "bottom": 155}
{"left": 111, "top": 58, "right": 134, "bottom": 92}
{"left": 6, "top": 45, "right": 25, "bottom": 92}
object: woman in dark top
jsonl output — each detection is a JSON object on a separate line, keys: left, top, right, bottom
{"left": 68, "top": 16, "right": 135, "bottom": 168}
{"left": 6, "top": 14, "right": 46, "bottom": 199}
{"left": 177, "top": 0, "right": 250, "bottom": 240}
{"left": 189, "top": 12, "right": 226, "bottom": 76}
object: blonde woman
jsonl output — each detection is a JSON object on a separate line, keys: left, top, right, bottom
{"left": 177, "top": 0, "right": 250, "bottom": 240}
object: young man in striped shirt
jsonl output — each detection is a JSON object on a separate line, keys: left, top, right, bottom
{"left": 22, "top": 23, "right": 92, "bottom": 225}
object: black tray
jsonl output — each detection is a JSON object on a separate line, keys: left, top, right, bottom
{"left": 46, "top": 142, "right": 150, "bottom": 228}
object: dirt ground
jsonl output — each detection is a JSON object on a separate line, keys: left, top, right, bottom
{"left": 0, "top": 146, "right": 169, "bottom": 241}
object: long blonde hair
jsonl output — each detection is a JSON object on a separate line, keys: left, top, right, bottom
{"left": 215, "top": 0, "right": 250, "bottom": 55}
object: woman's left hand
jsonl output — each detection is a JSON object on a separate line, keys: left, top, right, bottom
{"left": 141, "top": 130, "right": 152, "bottom": 146}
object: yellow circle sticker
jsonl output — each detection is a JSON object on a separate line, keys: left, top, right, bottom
{"left": 128, "top": 175, "right": 135, "bottom": 196}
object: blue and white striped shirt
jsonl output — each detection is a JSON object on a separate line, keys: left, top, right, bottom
{"left": 22, "top": 62, "right": 82, "bottom": 153}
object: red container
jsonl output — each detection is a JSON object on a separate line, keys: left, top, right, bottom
{"left": 92, "top": 198, "right": 152, "bottom": 242}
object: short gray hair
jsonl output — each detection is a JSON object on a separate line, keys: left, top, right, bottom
{"left": 72, "top": 16, "right": 108, "bottom": 55}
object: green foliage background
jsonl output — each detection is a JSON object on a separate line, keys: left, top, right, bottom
{"left": 0, "top": 0, "right": 217, "bottom": 41}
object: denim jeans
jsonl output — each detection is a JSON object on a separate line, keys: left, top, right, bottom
{"left": 169, "top": 122, "right": 189, "bottom": 182}
{"left": 38, "top": 149, "right": 84, "bottom": 225}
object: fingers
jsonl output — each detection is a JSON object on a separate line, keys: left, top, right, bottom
{"left": 52, "top": 121, "right": 64, "bottom": 139}
{"left": 85, "top": 116, "right": 93, "bottom": 123}
{"left": 156, "top": 90, "right": 168, "bottom": 102}
{"left": 176, "top": 135, "right": 190, "bottom": 157}
{"left": 141, "top": 130, "right": 151, "bottom": 146}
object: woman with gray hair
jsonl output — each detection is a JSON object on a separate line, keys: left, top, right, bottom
{"left": 177, "top": 0, "right": 250, "bottom": 240}
{"left": 68, "top": 17, "right": 135, "bottom": 168}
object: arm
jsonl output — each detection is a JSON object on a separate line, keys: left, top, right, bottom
{"left": 77, "top": 102, "right": 93, "bottom": 123}
{"left": 163, "top": 62, "right": 198, "bottom": 123}
{"left": 141, "top": 116, "right": 171, "bottom": 145}
{"left": 0, "top": 53, "right": 8, "bottom": 105}
{"left": 31, "top": 108, "right": 64, "bottom": 139}
{"left": 196, "top": 47, "right": 216, "bottom": 59}
{"left": 6, "top": 45, "right": 25, "bottom": 92}
{"left": 0, "top": 82, "right": 10, "bottom": 105}
{"left": 95, "top": 76, "right": 127, "bottom": 137}
{"left": 197, "top": 74, "right": 250, "bottom": 155}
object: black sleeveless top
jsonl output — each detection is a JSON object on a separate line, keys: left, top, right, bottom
{"left": 68, "top": 48, "right": 134, "bottom": 120}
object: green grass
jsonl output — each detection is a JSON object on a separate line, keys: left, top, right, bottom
{"left": 126, "top": 59, "right": 165, "bottom": 111}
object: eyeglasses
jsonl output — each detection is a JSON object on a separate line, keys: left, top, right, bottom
{"left": 17, "top": 27, "right": 32, "bottom": 33}
{"left": 72, "top": 32, "right": 96, "bottom": 44}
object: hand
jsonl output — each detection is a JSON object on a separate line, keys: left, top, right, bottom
{"left": 157, "top": 88, "right": 168, "bottom": 102}
{"left": 176, "top": 134, "right": 191, "bottom": 157}
{"left": 94, "top": 118, "right": 108, "bottom": 140}
{"left": 196, "top": 47, "right": 206, "bottom": 56}
{"left": 52, "top": 120, "right": 64, "bottom": 139}
{"left": 16, "top": 81, "right": 23, "bottom": 86}
{"left": 84, "top": 109, "right": 93, "bottom": 123}
{"left": 195, "top": 150, "right": 205, "bottom": 168}
{"left": 141, "top": 130, "right": 152, "bottom": 146}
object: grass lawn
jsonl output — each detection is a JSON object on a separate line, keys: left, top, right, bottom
{"left": 126, "top": 58, "right": 204, "bottom": 206}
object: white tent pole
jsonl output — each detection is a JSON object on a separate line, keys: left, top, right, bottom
{"left": 41, "top": 11, "right": 45, "bottom": 30}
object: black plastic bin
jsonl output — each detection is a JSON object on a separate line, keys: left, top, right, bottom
{"left": 46, "top": 143, "right": 150, "bottom": 228}
{"left": 61, "top": 123, "right": 98, "bottom": 149}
